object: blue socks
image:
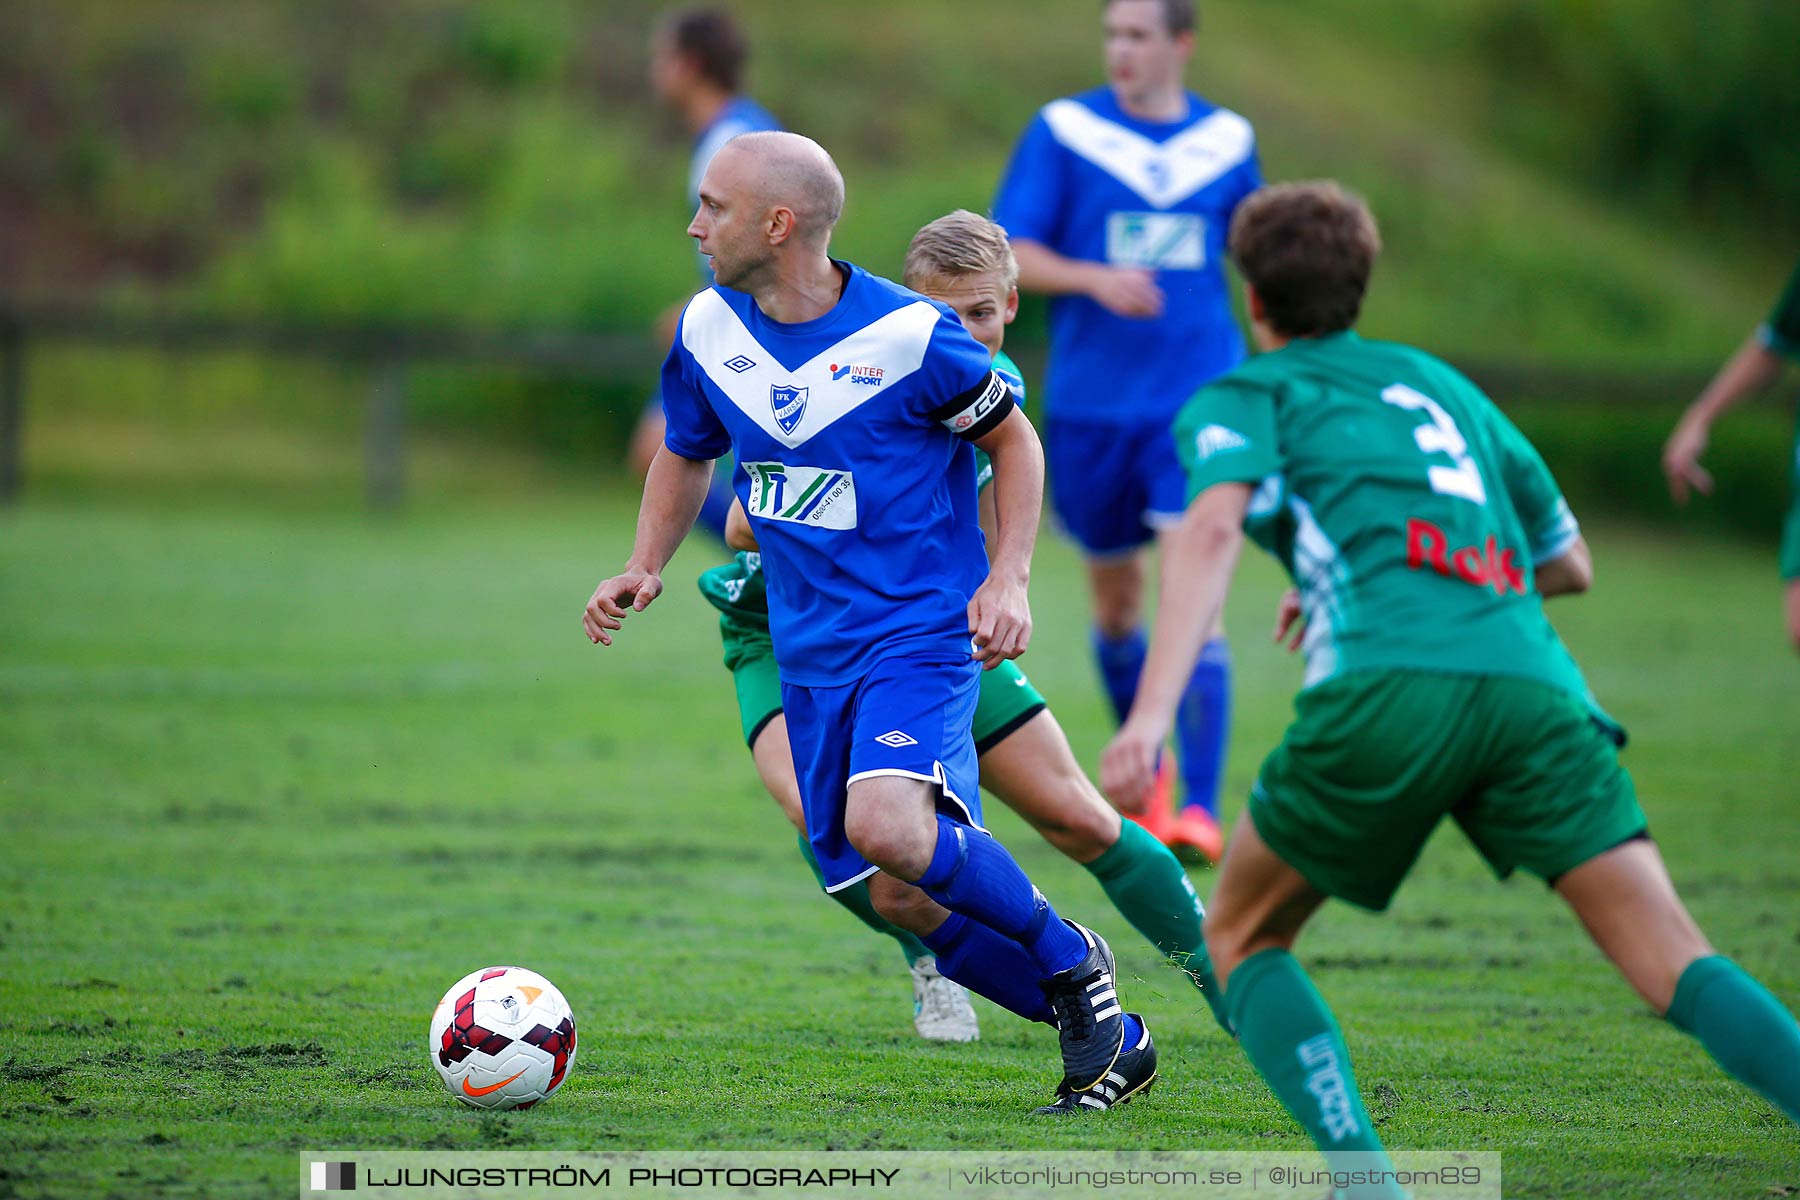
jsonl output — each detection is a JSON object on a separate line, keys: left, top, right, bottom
{"left": 1092, "top": 626, "right": 1147, "bottom": 725}
{"left": 913, "top": 815, "right": 1087, "bottom": 977}
{"left": 922, "top": 913, "right": 1056, "bottom": 1024}
{"left": 1175, "top": 637, "right": 1231, "bottom": 816}
{"left": 1095, "top": 627, "right": 1232, "bottom": 815}
{"left": 923, "top": 916, "right": 1148, "bottom": 1046}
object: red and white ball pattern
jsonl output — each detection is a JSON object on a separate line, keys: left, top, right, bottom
{"left": 428, "top": 966, "right": 577, "bottom": 1110}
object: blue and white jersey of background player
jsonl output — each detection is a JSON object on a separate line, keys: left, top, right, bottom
{"left": 686, "top": 97, "right": 781, "bottom": 278}
{"left": 660, "top": 261, "right": 1014, "bottom": 687}
{"left": 992, "top": 86, "right": 1260, "bottom": 425}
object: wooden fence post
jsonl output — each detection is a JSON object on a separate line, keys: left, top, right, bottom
{"left": 366, "top": 351, "right": 407, "bottom": 510}
{"left": 0, "top": 313, "right": 23, "bottom": 504}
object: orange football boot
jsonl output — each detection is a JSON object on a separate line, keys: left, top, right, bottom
{"left": 1166, "top": 804, "right": 1223, "bottom": 865}
{"left": 1123, "top": 753, "right": 1177, "bottom": 843}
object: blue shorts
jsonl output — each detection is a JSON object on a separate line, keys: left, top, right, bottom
{"left": 1045, "top": 416, "right": 1188, "bottom": 557}
{"left": 782, "top": 655, "right": 985, "bottom": 892}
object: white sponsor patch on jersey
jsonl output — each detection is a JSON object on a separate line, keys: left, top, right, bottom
{"left": 1106, "top": 212, "right": 1205, "bottom": 269}
{"left": 1193, "top": 423, "right": 1250, "bottom": 461}
{"left": 742, "top": 461, "right": 858, "bottom": 530}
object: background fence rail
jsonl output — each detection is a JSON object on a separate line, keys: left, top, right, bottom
{"left": 0, "top": 302, "right": 1772, "bottom": 510}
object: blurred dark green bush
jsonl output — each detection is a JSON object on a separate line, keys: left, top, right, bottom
{"left": 1478, "top": 0, "right": 1800, "bottom": 227}
{"left": 1509, "top": 396, "right": 1792, "bottom": 549}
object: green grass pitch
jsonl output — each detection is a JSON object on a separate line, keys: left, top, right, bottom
{"left": 1, "top": 491, "right": 1796, "bottom": 1198}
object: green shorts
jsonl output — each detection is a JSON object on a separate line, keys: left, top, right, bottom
{"left": 1248, "top": 670, "right": 1648, "bottom": 913}
{"left": 718, "top": 615, "right": 1047, "bottom": 752}
{"left": 1781, "top": 419, "right": 1800, "bottom": 580}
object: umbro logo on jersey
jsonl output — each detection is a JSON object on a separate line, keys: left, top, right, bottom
{"left": 830, "top": 362, "right": 885, "bottom": 387}
{"left": 771, "top": 384, "right": 809, "bottom": 435}
{"left": 874, "top": 730, "right": 919, "bottom": 748}
{"left": 723, "top": 354, "right": 757, "bottom": 374}
{"left": 1193, "top": 424, "right": 1249, "bottom": 461}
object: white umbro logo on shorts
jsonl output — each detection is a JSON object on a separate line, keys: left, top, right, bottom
{"left": 723, "top": 354, "right": 757, "bottom": 374}
{"left": 874, "top": 730, "right": 919, "bottom": 748}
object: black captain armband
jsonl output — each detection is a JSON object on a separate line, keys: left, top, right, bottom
{"left": 930, "top": 371, "right": 1015, "bottom": 442}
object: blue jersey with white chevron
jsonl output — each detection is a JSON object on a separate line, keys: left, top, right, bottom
{"left": 661, "top": 261, "right": 1014, "bottom": 686}
{"left": 992, "top": 87, "right": 1261, "bottom": 425}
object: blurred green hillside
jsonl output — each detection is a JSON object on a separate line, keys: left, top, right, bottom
{"left": 7, "top": 0, "right": 1795, "bottom": 355}
{"left": 5, "top": 0, "right": 1797, "bottom": 528}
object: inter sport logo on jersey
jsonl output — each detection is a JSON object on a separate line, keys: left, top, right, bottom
{"left": 830, "top": 362, "right": 885, "bottom": 387}
{"left": 770, "top": 384, "right": 809, "bottom": 435}
{"left": 743, "top": 462, "right": 858, "bottom": 530}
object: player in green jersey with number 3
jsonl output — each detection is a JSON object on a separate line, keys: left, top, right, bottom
{"left": 1103, "top": 182, "right": 1800, "bottom": 1189}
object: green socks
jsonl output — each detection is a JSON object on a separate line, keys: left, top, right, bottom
{"left": 1085, "top": 819, "right": 1232, "bottom": 1033}
{"left": 795, "top": 832, "right": 931, "bottom": 967}
{"left": 1666, "top": 954, "right": 1800, "bottom": 1125}
{"left": 1227, "top": 948, "right": 1404, "bottom": 1200}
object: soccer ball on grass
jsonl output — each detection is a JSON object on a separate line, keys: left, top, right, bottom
{"left": 428, "top": 966, "right": 577, "bottom": 1110}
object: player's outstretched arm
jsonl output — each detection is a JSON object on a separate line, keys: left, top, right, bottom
{"left": 967, "top": 407, "right": 1044, "bottom": 668}
{"left": 1664, "top": 334, "right": 1785, "bottom": 504}
{"left": 583, "top": 445, "right": 715, "bottom": 646}
{"left": 1101, "top": 483, "right": 1250, "bottom": 809}
{"left": 1535, "top": 536, "right": 1593, "bottom": 599}
{"left": 1271, "top": 588, "right": 1305, "bottom": 652}
{"left": 1010, "top": 239, "right": 1163, "bottom": 319}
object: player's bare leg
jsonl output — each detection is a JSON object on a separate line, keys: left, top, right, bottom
{"left": 752, "top": 716, "right": 965, "bottom": 1036}
{"left": 1553, "top": 838, "right": 1711, "bottom": 1011}
{"left": 1205, "top": 816, "right": 1403, "bottom": 1195}
{"left": 979, "top": 711, "right": 1120, "bottom": 863}
{"left": 1202, "top": 814, "right": 1325, "bottom": 985}
{"left": 1556, "top": 837, "right": 1800, "bottom": 1123}
{"left": 1088, "top": 553, "right": 1146, "bottom": 642}
{"left": 750, "top": 715, "right": 805, "bottom": 830}
{"left": 981, "top": 709, "right": 1230, "bottom": 1030}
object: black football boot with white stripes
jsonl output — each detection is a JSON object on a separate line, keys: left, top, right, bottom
{"left": 1033, "top": 1014, "right": 1158, "bottom": 1115}
{"left": 1041, "top": 920, "right": 1128, "bottom": 1092}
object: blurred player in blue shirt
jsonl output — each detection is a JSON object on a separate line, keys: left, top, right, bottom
{"left": 992, "top": 0, "right": 1260, "bottom": 861}
{"left": 628, "top": 8, "right": 782, "bottom": 539}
